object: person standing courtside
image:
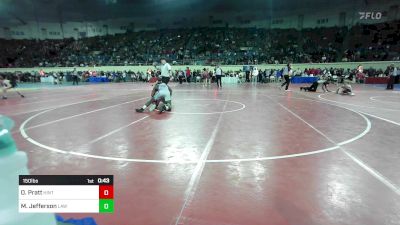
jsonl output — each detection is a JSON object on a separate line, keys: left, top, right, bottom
{"left": 386, "top": 64, "right": 397, "bottom": 90}
{"left": 72, "top": 68, "right": 79, "bottom": 85}
{"left": 280, "top": 63, "right": 292, "bottom": 91}
{"left": 244, "top": 64, "right": 250, "bottom": 82}
{"left": 160, "top": 58, "right": 172, "bottom": 84}
{"left": 251, "top": 67, "right": 259, "bottom": 84}
{"left": 202, "top": 68, "right": 210, "bottom": 86}
{"left": 185, "top": 67, "right": 191, "bottom": 83}
{"left": 215, "top": 65, "right": 223, "bottom": 88}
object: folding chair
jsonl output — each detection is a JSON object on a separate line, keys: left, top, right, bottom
{"left": 269, "top": 76, "right": 276, "bottom": 83}
{"left": 196, "top": 76, "right": 201, "bottom": 83}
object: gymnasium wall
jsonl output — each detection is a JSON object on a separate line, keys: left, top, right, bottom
{"left": 1, "top": 61, "right": 399, "bottom": 74}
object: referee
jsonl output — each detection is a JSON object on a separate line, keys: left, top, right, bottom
{"left": 215, "top": 65, "right": 223, "bottom": 88}
{"left": 159, "top": 58, "right": 172, "bottom": 84}
{"left": 280, "top": 63, "right": 292, "bottom": 91}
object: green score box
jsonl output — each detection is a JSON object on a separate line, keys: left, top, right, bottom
{"left": 99, "top": 199, "right": 114, "bottom": 213}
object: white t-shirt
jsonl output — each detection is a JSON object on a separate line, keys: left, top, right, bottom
{"left": 283, "top": 67, "right": 291, "bottom": 76}
{"left": 160, "top": 63, "right": 172, "bottom": 77}
{"left": 215, "top": 68, "right": 222, "bottom": 76}
{"left": 252, "top": 69, "right": 259, "bottom": 76}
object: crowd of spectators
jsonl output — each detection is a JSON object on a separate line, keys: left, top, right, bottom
{"left": 0, "top": 20, "right": 399, "bottom": 68}
{"left": 1, "top": 63, "right": 397, "bottom": 86}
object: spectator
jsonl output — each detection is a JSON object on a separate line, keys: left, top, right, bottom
{"left": 251, "top": 67, "right": 259, "bottom": 83}
{"left": 202, "top": 68, "right": 210, "bottom": 86}
{"left": 386, "top": 64, "right": 397, "bottom": 90}
{"left": 185, "top": 67, "right": 191, "bottom": 83}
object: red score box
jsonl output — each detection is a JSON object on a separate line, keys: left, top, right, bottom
{"left": 99, "top": 185, "right": 114, "bottom": 199}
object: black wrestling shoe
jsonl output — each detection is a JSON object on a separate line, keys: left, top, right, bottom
{"left": 2, "top": 96, "right": 7, "bottom": 100}
{"left": 136, "top": 108, "right": 144, "bottom": 113}
{"left": 20, "top": 95, "right": 25, "bottom": 98}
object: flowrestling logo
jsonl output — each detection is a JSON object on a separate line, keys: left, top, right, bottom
{"left": 359, "top": 12, "right": 382, "bottom": 20}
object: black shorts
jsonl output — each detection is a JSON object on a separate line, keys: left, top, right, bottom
{"left": 161, "top": 76, "right": 170, "bottom": 84}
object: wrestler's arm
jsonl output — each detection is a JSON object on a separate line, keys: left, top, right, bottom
{"left": 151, "top": 84, "right": 159, "bottom": 97}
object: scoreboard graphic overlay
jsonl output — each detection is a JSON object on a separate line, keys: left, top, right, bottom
{"left": 19, "top": 175, "right": 114, "bottom": 213}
